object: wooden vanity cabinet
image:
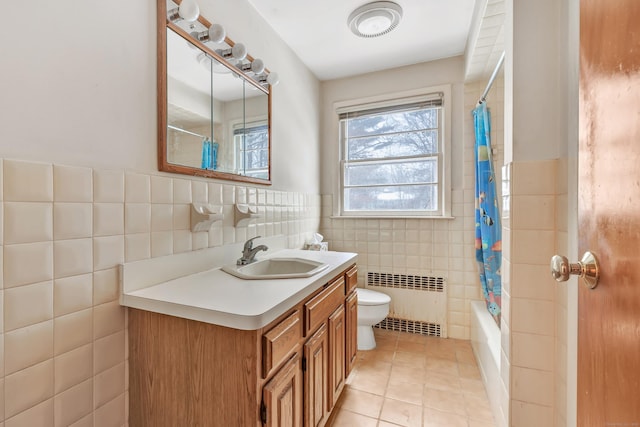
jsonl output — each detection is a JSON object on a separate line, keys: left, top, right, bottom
{"left": 128, "top": 264, "right": 357, "bottom": 427}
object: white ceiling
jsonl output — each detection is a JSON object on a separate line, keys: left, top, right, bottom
{"left": 246, "top": 0, "right": 479, "bottom": 81}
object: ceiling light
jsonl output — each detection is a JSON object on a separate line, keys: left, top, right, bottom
{"left": 348, "top": 1, "right": 402, "bottom": 38}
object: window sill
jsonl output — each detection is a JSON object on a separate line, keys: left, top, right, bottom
{"left": 330, "top": 215, "right": 455, "bottom": 220}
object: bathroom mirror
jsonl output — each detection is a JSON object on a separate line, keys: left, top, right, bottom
{"left": 158, "top": 0, "right": 272, "bottom": 184}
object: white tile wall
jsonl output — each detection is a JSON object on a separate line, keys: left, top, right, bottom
{"left": 0, "top": 158, "right": 321, "bottom": 425}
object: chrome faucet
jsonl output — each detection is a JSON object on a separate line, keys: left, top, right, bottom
{"left": 237, "top": 236, "right": 268, "bottom": 265}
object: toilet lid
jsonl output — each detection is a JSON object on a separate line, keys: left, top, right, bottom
{"left": 356, "top": 288, "right": 391, "bottom": 306}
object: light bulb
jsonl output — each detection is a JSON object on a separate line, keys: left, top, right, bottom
{"left": 178, "top": 0, "right": 200, "bottom": 22}
{"left": 267, "top": 72, "right": 279, "bottom": 86}
{"left": 208, "top": 24, "right": 226, "bottom": 44}
{"left": 231, "top": 43, "right": 247, "bottom": 60}
{"left": 250, "top": 59, "right": 265, "bottom": 74}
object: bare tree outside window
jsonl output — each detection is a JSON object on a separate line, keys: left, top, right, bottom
{"left": 340, "top": 101, "right": 442, "bottom": 213}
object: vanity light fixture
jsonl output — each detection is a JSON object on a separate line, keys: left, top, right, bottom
{"left": 191, "top": 23, "right": 226, "bottom": 44}
{"left": 216, "top": 43, "right": 248, "bottom": 61}
{"left": 167, "top": 0, "right": 200, "bottom": 23}
{"left": 256, "top": 72, "right": 280, "bottom": 87}
{"left": 239, "top": 58, "right": 265, "bottom": 75}
{"left": 347, "top": 1, "right": 403, "bottom": 38}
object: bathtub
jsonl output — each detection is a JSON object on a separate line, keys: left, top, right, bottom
{"left": 470, "top": 300, "right": 503, "bottom": 426}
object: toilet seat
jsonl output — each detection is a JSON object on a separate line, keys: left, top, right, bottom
{"left": 356, "top": 288, "right": 391, "bottom": 306}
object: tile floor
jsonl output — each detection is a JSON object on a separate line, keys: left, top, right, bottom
{"left": 328, "top": 328, "right": 496, "bottom": 427}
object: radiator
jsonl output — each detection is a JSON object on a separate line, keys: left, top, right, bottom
{"left": 367, "top": 272, "right": 447, "bottom": 338}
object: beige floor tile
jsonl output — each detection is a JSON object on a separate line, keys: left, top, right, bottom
{"left": 396, "top": 340, "right": 427, "bottom": 354}
{"left": 393, "top": 351, "right": 427, "bottom": 368}
{"left": 422, "top": 371, "right": 462, "bottom": 393}
{"left": 425, "top": 358, "right": 459, "bottom": 376}
{"left": 423, "top": 407, "right": 468, "bottom": 427}
{"left": 379, "top": 398, "right": 423, "bottom": 427}
{"left": 423, "top": 387, "right": 467, "bottom": 416}
{"left": 385, "top": 381, "right": 424, "bottom": 406}
{"left": 349, "top": 371, "right": 390, "bottom": 397}
{"left": 340, "top": 387, "right": 385, "bottom": 419}
{"left": 328, "top": 408, "right": 378, "bottom": 427}
{"left": 331, "top": 333, "right": 497, "bottom": 427}
{"left": 458, "top": 362, "right": 482, "bottom": 379}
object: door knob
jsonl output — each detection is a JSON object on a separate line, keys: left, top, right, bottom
{"left": 550, "top": 251, "right": 600, "bottom": 289}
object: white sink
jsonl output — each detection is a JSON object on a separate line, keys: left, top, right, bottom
{"left": 222, "top": 257, "right": 330, "bottom": 280}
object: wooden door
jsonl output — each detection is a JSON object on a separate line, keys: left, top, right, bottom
{"left": 328, "top": 305, "right": 345, "bottom": 411}
{"left": 345, "top": 291, "right": 358, "bottom": 377}
{"left": 262, "top": 354, "right": 303, "bottom": 427}
{"left": 578, "top": 0, "right": 640, "bottom": 424}
{"left": 304, "top": 324, "right": 329, "bottom": 427}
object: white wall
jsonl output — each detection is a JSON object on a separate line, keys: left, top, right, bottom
{"left": 0, "top": 0, "right": 321, "bottom": 193}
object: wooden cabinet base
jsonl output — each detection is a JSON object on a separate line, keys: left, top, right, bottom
{"left": 127, "top": 264, "right": 358, "bottom": 427}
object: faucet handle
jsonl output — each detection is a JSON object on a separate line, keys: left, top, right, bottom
{"left": 244, "top": 235, "right": 262, "bottom": 249}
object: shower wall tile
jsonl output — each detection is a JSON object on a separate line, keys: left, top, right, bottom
{"left": 173, "top": 179, "right": 192, "bottom": 204}
{"left": 5, "top": 398, "right": 53, "bottom": 427}
{"left": 53, "top": 165, "right": 92, "bottom": 203}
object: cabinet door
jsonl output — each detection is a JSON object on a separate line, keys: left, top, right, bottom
{"left": 304, "top": 324, "right": 328, "bottom": 427}
{"left": 328, "top": 305, "right": 345, "bottom": 411}
{"left": 345, "top": 291, "right": 358, "bottom": 377}
{"left": 263, "top": 353, "right": 303, "bottom": 427}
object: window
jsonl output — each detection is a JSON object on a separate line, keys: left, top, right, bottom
{"left": 234, "top": 123, "right": 269, "bottom": 179}
{"left": 338, "top": 89, "right": 450, "bottom": 217}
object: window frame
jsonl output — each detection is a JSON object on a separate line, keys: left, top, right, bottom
{"left": 335, "top": 85, "right": 452, "bottom": 218}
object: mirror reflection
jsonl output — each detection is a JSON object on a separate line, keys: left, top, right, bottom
{"left": 160, "top": 1, "right": 272, "bottom": 184}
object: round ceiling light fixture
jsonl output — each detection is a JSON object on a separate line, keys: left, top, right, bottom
{"left": 348, "top": 1, "right": 403, "bottom": 38}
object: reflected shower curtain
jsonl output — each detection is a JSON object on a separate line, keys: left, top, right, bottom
{"left": 473, "top": 103, "right": 502, "bottom": 326}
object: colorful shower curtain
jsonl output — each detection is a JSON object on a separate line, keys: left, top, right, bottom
{"left": 473, "top": 103, "right": 502, "bottom": 326}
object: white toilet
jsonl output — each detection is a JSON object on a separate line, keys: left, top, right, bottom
{"left": 356, "top": 288, "right": 391, "bottom": 350}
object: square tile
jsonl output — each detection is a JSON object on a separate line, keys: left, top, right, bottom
{"left": 54, "top": 273, "right": 93, "bottom": 317}
{"left": 93, "top": 268, "right": 119, "bottom": 305}
{"left": 93, "top": 169, "right": 124, "bottom": 203}
{"left": 173, "top": 179, "right": 192, "bottom": 204}
{"left": 125, "top": 233, "right": 150, "bottom": 262}
{"left": 4, "top": 281, "right": 53, "bottom": 331}
{"left": 4, "top": 202, "right": 53, "bottom": 244}
{"left": 4, "top": 359, "right": 54, "bottom": 419}
{"left": 54, "top": 203, "right": 92, "bottom": 240}
{"left": 5, "top": 398, "right": 53, "bottom": 427}
{"left": 54, "top": 378, "right": 93, "bottom": 427}
{"left": 93, "top": 392, "right": 125, "bottom": 427}
{"left": 3, "top": 159, "right": 53, "bottom": 202}
{"left": 93, "top": 203, "right": 124, "bottom": 236}
{"left": 151, "top": 204, "right": 173, "bottom": 231}
{"left": 151, "top": 231, "right": 173, "bottom": 257}
{"left": 3, "top": 242, "right": 53, "bottom": 288}
{"left": 93, "top": 236, "right": 124, "bottom": 271}
{"left": 53, "top": 165, "right": 92, "bottom": 202}
{"left": 150, "top": 175, "right": 173, "bottom": 204}
{"left": 54, "top": 308, "right": 93, "bottom": 356}
{"left": 54, "top": 343, "right": 93, "bottom": 394}
{"left": 93, "top": 301, "right": 125, "bottom": 339}
{"left": 94, "top": 330, "right": 125, "bottom": 374}
{"left": 124, "top": 203, "right": 151, "bottom": 234}
{"left": 125, "top": 172, "right": 150, "bottom": 203}
{"left": 4, "top": 320, "right": 53, "bottom": 375}
{"left": 379, "top": 398, "right": 422, "bottom": 427}
{"left": 54, "top": 239, "right": 93, "bottom": 279}
{"left": 93, "top": 363, "right": 125, "bottom": 409}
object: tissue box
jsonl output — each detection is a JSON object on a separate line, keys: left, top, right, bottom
{"left": 304, "top": 242, "right": 328, "bottom": 251}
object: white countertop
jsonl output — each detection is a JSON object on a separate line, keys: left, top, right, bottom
{"left": 120, "top": 247, "right": 357, "bottom": 330}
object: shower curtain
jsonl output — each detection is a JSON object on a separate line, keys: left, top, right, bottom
{"left": 473, "top": 103, "right": 502, "bottom": 326}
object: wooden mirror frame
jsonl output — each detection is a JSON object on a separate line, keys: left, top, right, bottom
{"left": 157, "top": 0, "right": 272, "bottom": 185}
